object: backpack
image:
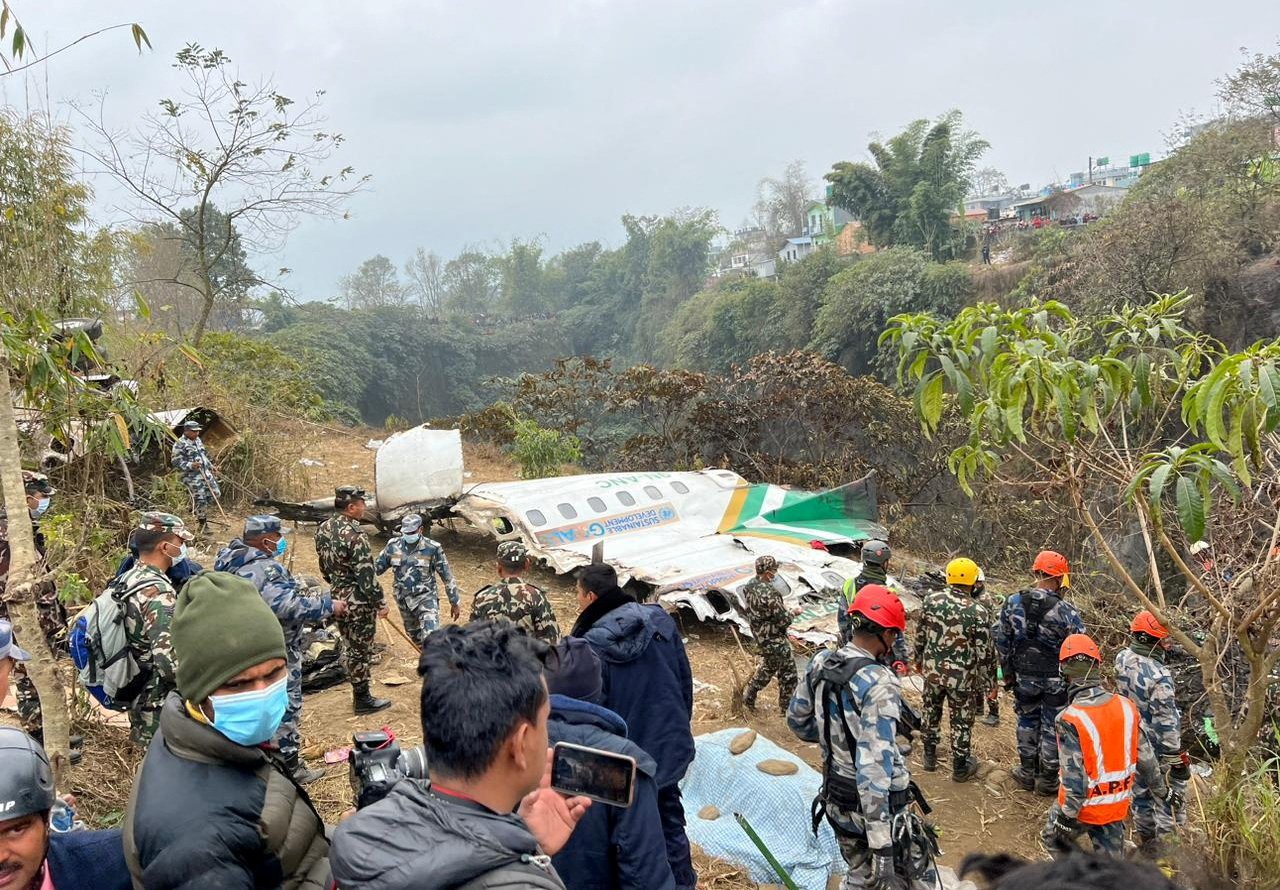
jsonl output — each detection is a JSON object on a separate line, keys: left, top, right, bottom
{"left": 69, "top": 576, "right": 151, "bottom": 710}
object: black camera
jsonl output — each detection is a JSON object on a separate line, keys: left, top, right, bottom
{"left": 349, "top": 730, "right": 429, "bottom": 809}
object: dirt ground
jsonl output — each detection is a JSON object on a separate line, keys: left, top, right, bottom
{"left": 58, "top": 423, "right": 1046, "bottom": 885}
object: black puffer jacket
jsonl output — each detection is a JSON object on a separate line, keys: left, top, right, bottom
{"left": 330, "top": 780, "right": 565, "bottom": 890}
{"left": 123, "top": 694, "right": 330, "bottom": 890}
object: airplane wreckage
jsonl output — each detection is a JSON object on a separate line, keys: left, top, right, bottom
{"left": 263, "top": 426, "right": 915, "bottom": 643}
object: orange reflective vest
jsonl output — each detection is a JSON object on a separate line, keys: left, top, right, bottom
{"left": 1056, "top": 692, "right": 1139, "bottom": 825}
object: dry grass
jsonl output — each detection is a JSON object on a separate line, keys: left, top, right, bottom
{"left": 692, "top": 845, "right": 757, "bottom": 890}
{"left": 68, "top": 714, "right": 141, "bottom": 829}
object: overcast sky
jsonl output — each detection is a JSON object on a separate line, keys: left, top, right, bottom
{"left": 6, "top": 0, "right": 1276, "bottom": 299}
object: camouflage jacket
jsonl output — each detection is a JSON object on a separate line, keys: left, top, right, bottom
{"left": 214, "top": 538, "right": 332, "bottom": 645}
{"left": 787, "top": 642, "right": 909, "bottom": 850}
{"left": 375, "top": 536, "right": 460, "bottom": 604}
{"left": 315, "top": 514, "right": 383, "bottom": 609}
{"left": 914, "top": 586, "right": 997, "bottom": 693}
{"left": 0, "top": 518, "right": 65, "bottom": 646}
{"left": 470, "top": 577, "right": 560, "bottom": 645}
{"left": 740, "top": 577, "right": 791, "bottom": 647}
{"left": 111, "top": 563, "right": 178, "bottom": 703}
{"left": 1056, "top": 684, "right": 1165, "bottom": 820}
{"left": 995, "top": 587, "right": 1085, "bottom": 679}
{"left": 1114, "top": 646, "right": 1182, "bottom": 758}
{"left": 171, "top": 437, "right": 211, "bottom": 476}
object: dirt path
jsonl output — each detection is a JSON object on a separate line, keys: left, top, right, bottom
{"left": 193, "top": 427, "right": 1046, "bottom": 877}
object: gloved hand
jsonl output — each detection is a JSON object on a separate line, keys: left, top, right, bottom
{"left": 868, "top": 846, "right": 907, "bottom": 890}
{"left": 1050, "top": 811, "right": 1083, "bottom": 846}
{"left": 1163, "top": 784, "right": 1184, "bottom": 811}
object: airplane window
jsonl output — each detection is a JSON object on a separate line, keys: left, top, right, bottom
{"left": 671, "top": 481, "right": 690, "bottom": 494}
{"left": 527, "top": 509, "right": 547, "bottom": 527}
{"left": 588, "top": 496, "right": 607, "bottom": 513}
{"left": 822, "top": 572, "right": 843, "bottom": 588}
{"left": 643, "top": 485, "right": 662, "bottom": 500}
{"left": 558, "top": 503, "right": 578, "bottom": 520}
{"left": 617, "top": 491, "right": 636, "bottom": 507}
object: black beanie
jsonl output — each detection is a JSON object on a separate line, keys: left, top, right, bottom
{"left": 173, "top": 571, "right": 286, "bottom": 703}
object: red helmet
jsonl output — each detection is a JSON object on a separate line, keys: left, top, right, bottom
{"left": 847, "top": 584, "right": 906, "bottom": 632}
{"left": 1059, "top": 633, "right": 1102, "bottom": 663}
{"left": 1130, "top": 610, "right": 1169, "bottom": 640}
{"left": 1032, "top": 550, "right": 1070, "bottom": 578}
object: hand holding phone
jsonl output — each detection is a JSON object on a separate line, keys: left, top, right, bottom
{"left": 550, "top": 742, "right": 637, "bottom": 808}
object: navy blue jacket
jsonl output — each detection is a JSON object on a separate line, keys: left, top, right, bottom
{"left": 548, "top": 696, "right": 675, "bottom": 890}
{"left": 47, "top": 829, "right": 132, "bottom": 890}
{"left": 579, "top": 603, "right": 694, "bottom": 788}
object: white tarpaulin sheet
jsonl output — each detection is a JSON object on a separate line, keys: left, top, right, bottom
{"left": 681, "top": 728, "right": 842, "bottom": 890}
{"left": 375, "top": 427, "right": 464, "bottom": 510}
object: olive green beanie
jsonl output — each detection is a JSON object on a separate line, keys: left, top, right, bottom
{"left": 173, "top": 570, "right": 286, "bottom": 703}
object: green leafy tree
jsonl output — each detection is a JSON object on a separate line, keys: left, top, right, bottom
{"left": 338, "top": 254, "right": 406, "bottom": 310}
{"left": 511, "top": 416, "right": 581, "bottom": 479}
{"left": 885, "top": 292, "right": 1280, "bottom": 774}
{"left": 810, "top": 248, "right": 972, "bottom": 378}
{"left": 81, "top": 43, "right": 366, "bottom": 343}
{"left": 826, "top": 111, "right": 988, "bottom": 260}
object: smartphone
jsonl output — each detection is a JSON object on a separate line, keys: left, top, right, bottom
{"left": 551, "top": 742, "right": 637, "bottom": 807}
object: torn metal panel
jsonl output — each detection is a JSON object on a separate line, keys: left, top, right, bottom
{"left": 453, "top": 469, "right": 897, "bottom": 643}
{"left": 148, "top": 408, "right": 238, "bottom": 449}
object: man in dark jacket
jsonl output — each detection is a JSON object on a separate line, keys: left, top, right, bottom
{"left": 570, "top": 565, "right": 696, "bottom": 890}
{"left": 330, "top": 622, "right": 592, "bottom": 890}
{"left": 0, "top": 727, "right": 131, "bottom": 890}
{"left": 545, "top": 638, "right": 675, "bottom": 890}
{"left": 124, "top": 571, "right": 331, "bottom": 890}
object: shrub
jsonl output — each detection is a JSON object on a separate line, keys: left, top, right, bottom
{"left": 511, "top": 417, "right": 581, "bottom": 479}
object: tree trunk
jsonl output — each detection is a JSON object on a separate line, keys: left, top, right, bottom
{"left": 0, "top": 342, "right": 71, "bottom": 785}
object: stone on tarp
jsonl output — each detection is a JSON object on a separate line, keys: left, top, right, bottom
{"left": 730, "top": 730, "right": 757, "bottom": 755}
{"left": 697, "top": 805, "right": 721, "bottom": 820}
{"left": 757, "top": 759, "right": 799, "bottom": 776}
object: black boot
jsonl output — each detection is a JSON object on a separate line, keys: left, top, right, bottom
{"left": 922, "top": 742, "right": 938, "bottom": 772}
{"left": 1035, "top": 769, "right": 1059, "bottom": 796}
{"left": 952, "top": 754, "right": 980, "bottom": 783}
{"left": 1011, "top": 755, "right": 1037, "bottom": 791}
{"left": 284, "top": 753, "right": 325, "bottom": 785}
{"left": 353, "top": 683, "right": 391, "bottom": 715}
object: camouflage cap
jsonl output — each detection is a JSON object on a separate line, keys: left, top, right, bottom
{"left": 181, "top": 420, "right": 203, "bottom": 431}
{"left": 21, "top": 471, "right": 55, "bottom": 496}
{"left": 755, "top": 555, "right": 778, "bottom": 574}
{"left": 334, "top": 485, "right": 368, "bottom": 507}
{"left": 497, "top": 540, "right": 529, "bottom": 566}
{"left": 243, "top": 515, "right": 288, "bottom": 538}
{"left": 400, "top": 513, "right": 424, "bottom": 534}
{"left": 137, "top": 511, "right": 194, "bottom": 542}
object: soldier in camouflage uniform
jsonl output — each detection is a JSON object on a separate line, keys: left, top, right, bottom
{"left": 170, "top": 420, "right": 220, "bottom": 535}
{"left": 315, "top": 486, "right": 390, "bottom": 715}
{"left": 914, "top": 558, "right": 995, "bottom": 782}
{"left": 1043, "top": 633, "right": 1171, "bottom": 857}
{"left": 973, "top": 570, "right": 1003, "bottom": 727}
{"left": 375, "top": 513, "right": 460, "bottom": 647}
{"left": 995, "top": 550, "right": 1086, "bottom": 795}
{"left": 470, "top": 541, "right": 560, "bottom": 645}
{"left": 839, "top": 541, "right": 910, "bottom": 674}
{"left": 1115, "top": 610, "right": 1190, "bottom": 852}
{"left": 789, "top": 585, "right": 938, "bottom": 890}
{"left": 741, "top": 556, "right": 799, "bottom": 714}
{"left": 0, "top": 472, "right": 68, "bottom": 740}
{"left": 215, "top": 515, "right": 346, "bottom": 782}
{"left": 109, "top": 513, "right": 190, "bottom": 745}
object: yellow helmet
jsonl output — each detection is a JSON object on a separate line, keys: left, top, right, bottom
{"left": 946, "top": 557, "right": 980, "bottom": 587}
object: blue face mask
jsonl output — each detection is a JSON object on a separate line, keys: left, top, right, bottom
{"left": 208, "top": 676, "right": 288, "bottom": 747}
{"left": 274, "top": 538, "right": 288, "bottom": 558}
{"left": 30, "top": 497, "right": 50, "bottom": 519}
{"left": 402, "top": 533, "right": 421, "bottom": 546}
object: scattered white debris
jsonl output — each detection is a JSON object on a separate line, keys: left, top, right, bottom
{"left": 692, "top": 679, "right": 720, "bottom": 695}
{"left": 463, "top": 472, "right": 473, "bottom": 478}
{"left": 365, "top": 439, "right": 385, "bottom": 450}
{"left": 299, "top": 458, "right": 324, "bottom": 467}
